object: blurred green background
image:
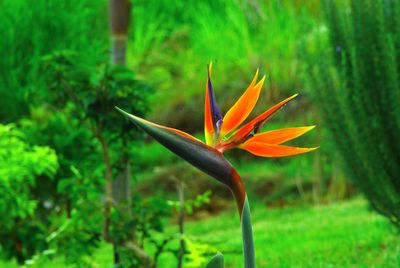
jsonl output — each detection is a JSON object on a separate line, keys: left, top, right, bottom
{"left": 0, "top": 0, "right": 399, "bottom": 267}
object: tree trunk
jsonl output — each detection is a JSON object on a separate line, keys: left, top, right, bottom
{"left": 108, "top": 1, "right": 131, "bottom": 264}
{"left": 109, "top": 0, "right": 131, "bottom": 65}
{"left": 109, "top": 0, "right": 131, "bottom": 207}
{"left": 108, "top": 2, "right": 153, "bottom": 266}
{"left": 97, "top": 128, "right": 114, "bottom": 244}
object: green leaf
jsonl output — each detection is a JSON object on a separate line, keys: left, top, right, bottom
{"left": 242, "top": 195, "right": 255, "bottom": 268}
{"left": 205, "top": 252, "right": 224, "bottom": 268}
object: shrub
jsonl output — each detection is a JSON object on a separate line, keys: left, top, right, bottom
{"left": 0, "top": 124, "right": 58, "bottom": 263}
{"left": 302, "top": 0, "right": 400, "bottom": 227}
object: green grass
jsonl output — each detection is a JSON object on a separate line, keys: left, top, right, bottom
{"left": 175, "top": 199, "right": 399, "bottom": 267}
{"left": 4, "top": 198, "right": 397, "bottom": 268}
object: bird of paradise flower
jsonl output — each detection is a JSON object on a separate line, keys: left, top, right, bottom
{"left": 116, "top": 63, "right": 317, "bottom": 268}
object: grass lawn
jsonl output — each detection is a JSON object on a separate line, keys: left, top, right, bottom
{"left": 1, "top": 199, "right": 398, "bottom": 268}
{"left": 157, "top": 199, "right": 399, "bottom": 268}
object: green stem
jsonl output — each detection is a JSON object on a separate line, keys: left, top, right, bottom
{"left": 241, "top": 195, "right": 255, "bottom": 268}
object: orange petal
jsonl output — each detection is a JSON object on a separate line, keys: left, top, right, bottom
{"left": 220, "top": 71, "right": 265, "bottom": 137}
{"left": 227, "top": 94, "right": 298, "bottom": 143}
{"left": 247, "top": 126, "right": 315, "bottom": 144}
{"left": 240, "top": 142, "right": 317, "bottom": 157}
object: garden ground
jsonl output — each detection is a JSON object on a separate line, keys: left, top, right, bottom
{"left": 2, "top": 198, "right": 398, "bottom": 268}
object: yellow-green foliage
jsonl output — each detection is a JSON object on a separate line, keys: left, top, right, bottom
{"left": 0, "top": 124, "right": 58, "bottom": 261}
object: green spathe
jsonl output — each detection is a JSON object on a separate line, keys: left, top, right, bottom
{"left": 206, "top": 252, "right": 224, "bottom": 268}
{"left": 116, "top": 107, "right": 236, "bottom": 187}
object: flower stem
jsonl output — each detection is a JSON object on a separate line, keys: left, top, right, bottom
{"left": 230, "top": 171, "right": 255, "bottom": 267}
{"left": 241, "top": 195, "right": 255, "bottom": 268}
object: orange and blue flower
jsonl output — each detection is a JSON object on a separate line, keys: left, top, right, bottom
{"left": 116, "top": 64, "right": 316, "bottom": 267}
{"left": 117, "top": 63, "right": 315, "bottom": 216}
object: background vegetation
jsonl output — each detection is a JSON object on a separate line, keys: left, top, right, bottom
{"left": 0, "top": 0, "right": 398, "bottom": 267}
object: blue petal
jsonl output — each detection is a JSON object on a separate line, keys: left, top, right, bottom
{"left": 207, "top": 65, "right": 223, "bottom": 133}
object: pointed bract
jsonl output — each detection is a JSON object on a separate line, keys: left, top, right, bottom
{"left": 116, "top": 107, "right": 237, "bottom": 187}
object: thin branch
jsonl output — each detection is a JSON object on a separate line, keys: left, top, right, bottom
{"left": 176, "top": 181, "right": 185, "bottom": 268}
{"left": 124, "top": 241, "right": 154, "bottom": 267}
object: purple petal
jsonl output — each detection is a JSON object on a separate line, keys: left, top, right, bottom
{"left": 207, "top": 66, "right": 223, "bottom": 132}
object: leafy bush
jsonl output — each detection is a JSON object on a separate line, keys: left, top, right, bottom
{"left": 302, "top": 0, "right": 400, "bottom": 227}
{"left": 0, "top": 124, "right": 58, "bottom": 263}
{"left": 37, "top": 49, "right": 158, "bottom": 265}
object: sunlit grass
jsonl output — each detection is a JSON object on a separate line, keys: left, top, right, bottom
{"left": 173, "top": 199, "right": 399, "bottom": 267}
{"left": 3, "top": 199, "right": 396, "bottom": 268}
